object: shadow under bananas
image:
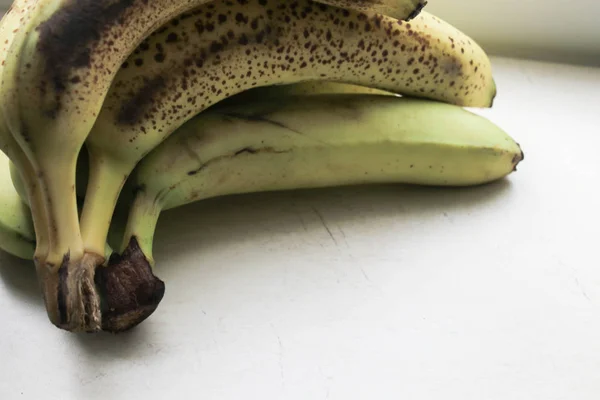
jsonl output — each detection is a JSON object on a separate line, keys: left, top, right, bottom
{"left": 154, "top": 178, "right": 514, "bottom": 280}
{"left": 0, "top": 251, "right": 40, "bottom": 306}
{"left": 73, "top": 322, "right": 154, "bottom": 353}
{"left": 72, "top": 180, "right": 514, "bottom": 362}
{"left": 0, "top": 248, "right": 158, "bottom": 352}
{"left": 0, "top": 179, "right": 512, "bottom": 354}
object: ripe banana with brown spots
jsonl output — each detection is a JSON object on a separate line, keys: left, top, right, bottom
{"left": 5, "top": 89, "right": 521, "bottom": 332}
{"left": 76, "top": 0, "right": 496, "bottom": 330}
{"left": 0, "top": 0, "right": 426, "bottom": 333}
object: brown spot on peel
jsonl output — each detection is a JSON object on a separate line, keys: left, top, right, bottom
{"left": 95, "top": 237, "right": 165, "bottom": 333}
{"left": 36, "top": 0, "right": 139, "bottom": 113}
{"left": 117, "top": 76, "right": 166, "bottom": 125}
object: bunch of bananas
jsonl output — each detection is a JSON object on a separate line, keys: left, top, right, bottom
{"left": 0, "top": 0, "right": 523, "bottom": 333}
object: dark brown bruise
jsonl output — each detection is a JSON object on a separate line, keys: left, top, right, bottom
{"left": 95, "top": 237, "right": 165, "bottom": 333}
{"left": 36, "top": 0, "right": 143, "bottom": 96}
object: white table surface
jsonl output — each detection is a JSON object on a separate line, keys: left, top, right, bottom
{"left": 1, "top": 56, "right": 599, "bottom": 400}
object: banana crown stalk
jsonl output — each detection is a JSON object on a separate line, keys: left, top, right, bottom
{"left": 7, "top": 159, "right": 117, "bottom": 262}
{"left": 8, "top": 149, "right": 121, "bottom": 263}
{"left": 110, "top": 93, "right": 522, "bottom": 290}
{"left": 0, "top": 0, "right": 427, "bottom": 333}
{"left": 0, "top": 0, "right": 515, "bottom": 335}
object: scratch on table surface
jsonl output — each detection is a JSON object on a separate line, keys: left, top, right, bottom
{"left": 560, "top": 259, "right": 592, "bottom": 304}
{"left": 359, "top": 266, "right": 372, "bottom": 283}
{"left": 318, "top": 365, "right": 333, "bottom": 400}
{"left": 337, "top": 224, "right": 350, "bottom": 248}
{"left": 520, "top": 66, "right": 534, "bottom": 85}
{"left": 297, "top": 214, "right": 308, "bottom": 232}
{"left": 79, "top": 371, "right": 107, "bottom": 386}
{"left": 271, "top": 323, "right": 285, "bottom": 386}
{"left": 312, "top": 206, "right": 338, "bottom": 246}
{"left": 573, "top": 274, "right": 592, "bottom": 303}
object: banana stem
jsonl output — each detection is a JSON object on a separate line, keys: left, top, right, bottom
{"left": 25, "top": 153, "right": 100, "bottom": 331}
{"left": 94, "top": 190, "right": 165, "bottom": 333}
{"left": 21, "top": 164, "right": 49, "bottom": 262}
{"left": 120, "top": 191, "right": 162, "bottom": 266}
{"left": 80, "top": 149, "right": 130, "bottom": 258}
{"left": 8, "top": 153, "right": 50, "bottom": 261}
{"left": 36, "top": 155, "right": 84, "bottom": 268}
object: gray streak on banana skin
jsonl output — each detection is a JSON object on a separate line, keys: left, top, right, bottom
{"left": 181, "top": 137, "right": 204, "bottom": 165}
{"left": 185, "top": 146, "right": 291, "bottom": 177}
{"left": 144, "top": 142, "right": 290, "bottom": 205}
{"left": 216, "top": 109, "right": 332, "bottom": 146}
{"left": 219, "top": 111, "right": 306, "bottom": 136}
{"left": 133, "top": 144, "right": 288, "bottom": 211}
{"left": 182, "top": 146, "right": 291, "bottom": 198}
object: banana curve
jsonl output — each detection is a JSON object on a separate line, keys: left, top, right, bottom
{"left": 116, "top": 93, "right": 521, "bottom": 277}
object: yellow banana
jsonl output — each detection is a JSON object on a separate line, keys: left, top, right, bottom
{"left": 98, "top": 93, "right": 522, "bottom": 332}
{"left": 0, "top": 1, "right": 70, "bottom": 327}
{"left": 0, "top": 2, "right": 49, "bottom": 262}
{"left": 0, "top": 0, "right": 427, "bottom": 332}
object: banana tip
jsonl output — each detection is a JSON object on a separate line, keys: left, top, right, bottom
{"left": 407, "top": 1, "right": 428, "bottom": 21}
{"left": 95, "top": 237, "right": 165, "bottom": 333}
{"left": 512, "top": 143, "right": 525, "bottom": 171}
{"left": 489, "top": 80, "right": 498, "bottom": 108}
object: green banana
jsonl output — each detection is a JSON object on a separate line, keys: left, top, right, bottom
{"left": 0, "top": 150, "right": 36, "bottom": 260}
{"left": 78, "top": 1, "right": 496, "bottom": 329}
{"left": 0, "top": 2, "right": 50, "bottom": 264}
{"left": 0, "top": 0, "right": 427, "bottom": 332}
{"left": 108, "top": 93, "right": 522, "bottom": 326}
